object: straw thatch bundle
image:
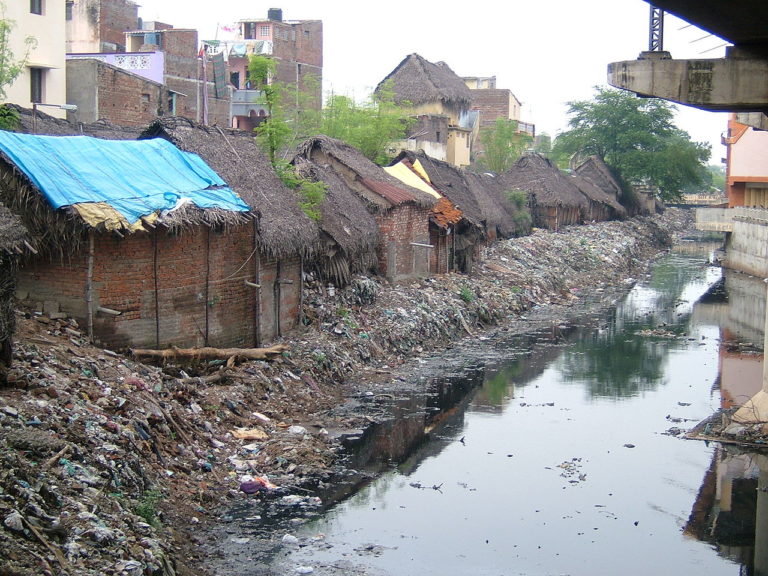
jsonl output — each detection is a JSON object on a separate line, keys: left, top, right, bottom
{"left": 141, "top": 117, "right": 318, "bottom": 259}
{"left": 376, "top": 53, "right": 473, "bottom": 109}
{"left": 293, "top": 157, "right": 379, "bottom": 285}
{"left": 294, "top": 135, "right": 437, "bottom": 212}
{"left": 0, "top": 201, "right": 27, "bottom": 368}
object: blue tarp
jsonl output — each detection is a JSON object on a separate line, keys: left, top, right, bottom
{"left": 0, "top": 132, "right": 249, "bottom": 224}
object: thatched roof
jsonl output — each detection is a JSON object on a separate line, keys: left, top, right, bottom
{"left": 0, "top": 201, "right": 27, "bottom": 256}
{"left": 393, "top": 150, "right": 523, "bottom": 239}
{"left": 294, "top": 135, "right": 437, "bottom": 212}
{"left": 0, "top": 128, "right": 250, "bottom": 257}
{"left": 7, "top": 103, "right": 143, "bottom": 140}
{"left": 293, "top": 156, "right": 379, "bottom": 285}
{"left": 567, "top": 171, "right": 627, "bottom": 219}
{"left": 376, "top": 53, "right": 473, "bottom": 109}
{"left": 463, "top": 170, "right": 523, "bottom": 239}
{"left": 141, "top": 117, "right": 318, "bottom": 259}
{"left": 394, "top": 151, "right": 483, "bottom": 229}
{"left": 574, "top": 155, "right": 625, "bottom": 199}
{"left": 499, "top": 154, "right": 589, "bottom": 209}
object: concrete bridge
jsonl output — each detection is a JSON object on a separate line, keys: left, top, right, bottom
{"left": 608, "top": 2, "right": 768, "bottom": 422}
{"left": 608, "top": 1, "right": 768, "bottom": 129}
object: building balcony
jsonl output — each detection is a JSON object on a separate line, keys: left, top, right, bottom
{"left": 231, "top": 89, "right": 268, "bottom": 117}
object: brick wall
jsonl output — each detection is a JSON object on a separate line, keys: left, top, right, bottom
{"left": 375, "top": 205, "right": 430, "bottom": 281}
{"left": 429, "top": 227, "right": 450, "bottom": 274}
{"left": 94, "top": 61, "right": 166, "bottom": 125}
{"left": 18, "top": 224, "right": 302, "bottom": 350}
{"left": 100, "top": 0, "right": 139, "bottom": 52}
{"left": 471, "top": 89, "right": 514, "bottom": 130}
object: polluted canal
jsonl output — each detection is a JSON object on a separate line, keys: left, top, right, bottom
{"left": 212, "top": 243, "right": 766, "bottom": 576}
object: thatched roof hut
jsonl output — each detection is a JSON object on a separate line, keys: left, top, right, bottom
{"left": 375, "top": 53, "right": 473, "bottom": 109}
{"left": 500, "top": 154, "right": 589, "bottom": 229}
{"left": 574, "top": 155, "right": 624, "bottom": 200}
{"left": 395, "top": 150, "right": 522, "bottom": 239}
{"left": 295, "top": 135, "right": 437, "bottom": 210}
{"left": 293, "top": 156, "right": 379, "bottom": 285}
{"left": 141, "top": 117, "right": 318, "bottom": 259}
{"left": 567, "top": 171, "right": 627, "bottom": 221}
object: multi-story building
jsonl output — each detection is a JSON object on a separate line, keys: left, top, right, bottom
{"left": 378, "top": 53, "right": 477, "bottom": 168}
{"left": 66, "top": 0, "right": 229, "bottom": 126}
{"left": 5, "top": 0, "right": 69, "bottom": 119}
{"left": 464, "top": 75, "right": 535, "bottom": 160}
{"left": 224, "top": 8, "right": 323, "bottom": 132}
{"left": 723, "top": 114, "right": 768, "bottom": 208}
{"left": 66, "top": 0, "right": 138, "bottom": 53}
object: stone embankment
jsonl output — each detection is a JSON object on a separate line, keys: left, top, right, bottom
{"left": 0, "top": 209, "right": 695, "bottom": 576}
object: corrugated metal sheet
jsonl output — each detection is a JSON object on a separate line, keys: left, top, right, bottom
{"left": 361, "top": 178, "right": 417, "bottom": 206}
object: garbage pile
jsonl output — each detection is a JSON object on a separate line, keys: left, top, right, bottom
{"left": 0, "top": 209, "right": 695, "bottom": 576}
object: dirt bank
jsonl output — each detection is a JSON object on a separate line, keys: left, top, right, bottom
{"left": 0, "top": 209, "right": 697, "bottom": 576}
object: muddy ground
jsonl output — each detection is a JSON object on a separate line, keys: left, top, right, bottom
{"left": 0, "top": 209, "right": 703, "bottom": 576}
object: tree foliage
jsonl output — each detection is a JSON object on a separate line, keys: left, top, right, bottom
{"left": 321, "top": 82, "right": 413, "bottom": 165}
{"left": 552, "top": 86, "right": 711, "bottom": 202}
{"left": 475, "top": 119, "right": 533, "bottom": 173}
{"left": 247, "top": 55, "right": 325, "bottom": 220}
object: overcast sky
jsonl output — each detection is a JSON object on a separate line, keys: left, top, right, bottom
{"left": 135, "top": 0, "right": 730, "bottom": 163}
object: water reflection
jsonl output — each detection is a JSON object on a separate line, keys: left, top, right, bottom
{"left": 215, "top": 243, "right": 768, "bottom": 576}
{"left": 686, "top": 447, "right": 768, "bottom": 576}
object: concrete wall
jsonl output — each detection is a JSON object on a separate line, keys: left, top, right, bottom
{"left": 724, "top": 207, "right": 768, "bottom": 278}
{"left": 6, "top": 0, "right": 68, "bottom": 116}
{"left": 67, "top": 0, "right": 139, "bottom": 53}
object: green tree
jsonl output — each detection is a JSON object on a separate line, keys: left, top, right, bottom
{"left": 475, "top": 119, "right": 533, "bottom": 173}
{"left": 553, "top": 86, "right": 710, "bottom": 202}
{"left": 0, "top": 2, "right": 37, "bottom": 129}
{"left": 247, "top": 54, "right": 325, "bottom": 220}
{"left": 321, "top": 83, "right": 413, "bottom": 165}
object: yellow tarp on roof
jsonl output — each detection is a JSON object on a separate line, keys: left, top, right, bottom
{"left": 384, "top": 162, "right": 441, "bottom": 199}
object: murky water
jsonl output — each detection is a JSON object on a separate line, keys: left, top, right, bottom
{"left": 222, "top": 243, "right": 768, "bottom": 576}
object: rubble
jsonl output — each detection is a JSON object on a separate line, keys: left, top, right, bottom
{"left": 0, "top": 209, "right": 696, "bottom": 576}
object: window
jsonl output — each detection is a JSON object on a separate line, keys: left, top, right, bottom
{"left": 230, "top": 71, "right": 240, "bottom": 89}
{"left": 259, "top": 25, "right": 270, "bottom": 37}
{"left": 65, "top": 1, "right": 73, "bottom": 20}
{"left": 30, "top": 68, "right": 44, "bottom": 103}
{"left": 30, "top": 0, "right": 43, "bottom": 14}
{"left": 168, "top": 93, "right": 178, "bottom": 115}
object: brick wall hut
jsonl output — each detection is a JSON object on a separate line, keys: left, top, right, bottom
{"left": 393, "top": 151, "right": 525, "bottom": 273}
{"left": 0, "top": 131, "right": 256, "bottom": 351}
{"left": 140, "top": 117, "right": 319, "bottom": 344}
{"left": 383, "top": 155, "right": 463, "bottom": 274}
{"left": 0, "top": 202, "right": 28, "bottom": 381}
{"left": 294, "top": 136, "right": 438, "bottom": 283}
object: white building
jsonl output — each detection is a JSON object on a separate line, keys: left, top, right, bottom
{"left": 4, "top": 0, "right": 68, "bottom": 119}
